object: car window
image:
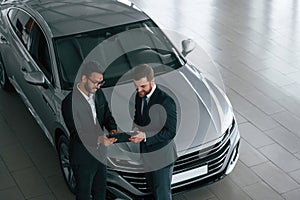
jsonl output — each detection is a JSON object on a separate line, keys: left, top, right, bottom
{"left": 8, "top": 8, "right": 32, "bottom": 50}
{"left": 28, "top": 23, "right": 52, "bottom": 83}
{"left": 54, "top": 19, "right": 183, "bottom": 90}
{"left": 8, "top": 9, "right": 53, "bottom": 84}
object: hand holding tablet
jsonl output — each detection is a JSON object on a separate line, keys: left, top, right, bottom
{"left": 107, "top": 131, "right": 138, "bottom": 143}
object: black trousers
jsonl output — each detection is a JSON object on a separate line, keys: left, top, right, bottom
{"left": 145, "top": 163, "right": 174, "bottom": 200}
{"left": 72, "top": 161, "right": 107, "bottom": 200}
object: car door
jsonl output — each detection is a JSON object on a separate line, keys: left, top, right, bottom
{"left": 7, "top": 8, "right": 57, "bottom": 141}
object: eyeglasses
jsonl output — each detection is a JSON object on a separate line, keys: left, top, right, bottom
{"left": 88, "top": 78, "right": 105, "bottom": 87}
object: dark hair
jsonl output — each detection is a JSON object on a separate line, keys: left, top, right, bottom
{"left": 81, "top": 61, "right": 103, "bottom": 78}
{"left": 133, "top": 64, "right": 154, "bottom": 81}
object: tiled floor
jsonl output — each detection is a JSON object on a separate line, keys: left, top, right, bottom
{"left": 1, "top": 0, "right": 300, "bottom": 199}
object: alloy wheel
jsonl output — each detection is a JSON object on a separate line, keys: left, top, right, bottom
{"left": 58, "top": 136, "right": 76, "bottom": 193}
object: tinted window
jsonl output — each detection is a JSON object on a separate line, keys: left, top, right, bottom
{"left": 8, "top": 9, "right": 32, "bottom": 50}
{"left": 8, "top": 9, "right": 53, "bottom": 83}
{"left": 54, "top": 20, "right": 183, "bottom": 90}
{"left": 28, "top": 23, "right": 52, "bottom": 83}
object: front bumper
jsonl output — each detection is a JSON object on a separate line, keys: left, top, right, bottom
{"left": 106, "top": 119, "right": 240, "bottom": 199}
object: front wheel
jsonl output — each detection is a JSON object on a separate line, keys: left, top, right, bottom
{"left": 58, "top": 135, "right": 76, "bottom": 194}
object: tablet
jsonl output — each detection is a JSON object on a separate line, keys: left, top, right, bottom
{"left": 107, "top": 131, "right": 138, "bottom": 143}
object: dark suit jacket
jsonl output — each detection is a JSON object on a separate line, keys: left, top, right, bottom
{"left": 133, "top": 86, "right": 177, "bottom": 168}
{"left": 62, "top": 87, "right": 117, "bottom": 165}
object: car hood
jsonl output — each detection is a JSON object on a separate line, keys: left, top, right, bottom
{"left": 175, "top": 63, "right": 234, "bottom": 153}
{"left": 105, "top": 63, "right": 234, "bottom": 168}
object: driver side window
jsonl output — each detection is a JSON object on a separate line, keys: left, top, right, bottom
{"left": 8, "top": 9, "right": 53, "bottom": 84}
{"left": 28, "top": 23, "right": 52, "bottom": 84}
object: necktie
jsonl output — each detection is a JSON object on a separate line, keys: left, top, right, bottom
{"left": 142, "top": 96, "right": 148, "bottom": 117}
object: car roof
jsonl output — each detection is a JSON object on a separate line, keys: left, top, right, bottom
{"left": 19, "top": 0, "right": 150, "bottom": 37}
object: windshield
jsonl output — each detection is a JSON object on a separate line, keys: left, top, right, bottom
{"left": 53, "top": 19, "right": 184, "bottom": 90}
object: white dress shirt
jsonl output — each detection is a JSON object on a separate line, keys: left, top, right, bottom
{"left": 77, "top": 84, "right": 97, "bottom": 124}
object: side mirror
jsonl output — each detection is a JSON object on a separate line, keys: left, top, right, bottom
{"left": 181, "top": 38, "right": 195, "bottom": 57}
{"left": 24, "top": 71, "right": 48, "bottom": 88}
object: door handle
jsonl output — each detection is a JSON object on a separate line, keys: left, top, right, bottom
{"left": 21, "top": 66, "right": 28, "bottom": 73}
{"left": 0, "top": 35, "right": 8, "bottom": 44}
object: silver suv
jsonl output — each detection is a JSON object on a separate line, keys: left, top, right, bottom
{"left": 0, "top": 0, "right": 240, "bottom": 199}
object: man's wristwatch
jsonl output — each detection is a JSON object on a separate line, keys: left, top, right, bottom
{"left": 96, "top": 142, "right": 101, "bottom": 149}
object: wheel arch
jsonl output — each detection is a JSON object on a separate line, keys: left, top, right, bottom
{"left": 54, "top": 127, "right": 69, "bottom": 151}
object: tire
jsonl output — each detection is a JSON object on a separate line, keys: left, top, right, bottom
{"left": 57, "top": 135, "right": 76, "bottom": 194}
{"left": 58, "top": 135, "right": 118, "bottom": 199}
{"left": 0, "top": 56, "right": 12, "bottom": 91}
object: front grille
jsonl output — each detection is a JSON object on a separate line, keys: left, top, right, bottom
{"left": 117, "top": 120, "right": 234, "bottom": 193}
{"left": 117, "top": 171, "right": 150, "bottom": 193}
{"left": 172, "top": 139, "right": 230, "bottom": 188}
{"left": 173, "top": 132, "right": 231, "bottom": 176}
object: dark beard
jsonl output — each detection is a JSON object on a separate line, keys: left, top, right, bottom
{"left": 137, "top": 84, "right": 152, "bottom": 97}
{"left": 84, "top": 82, "right": 93, "bottom": 95}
